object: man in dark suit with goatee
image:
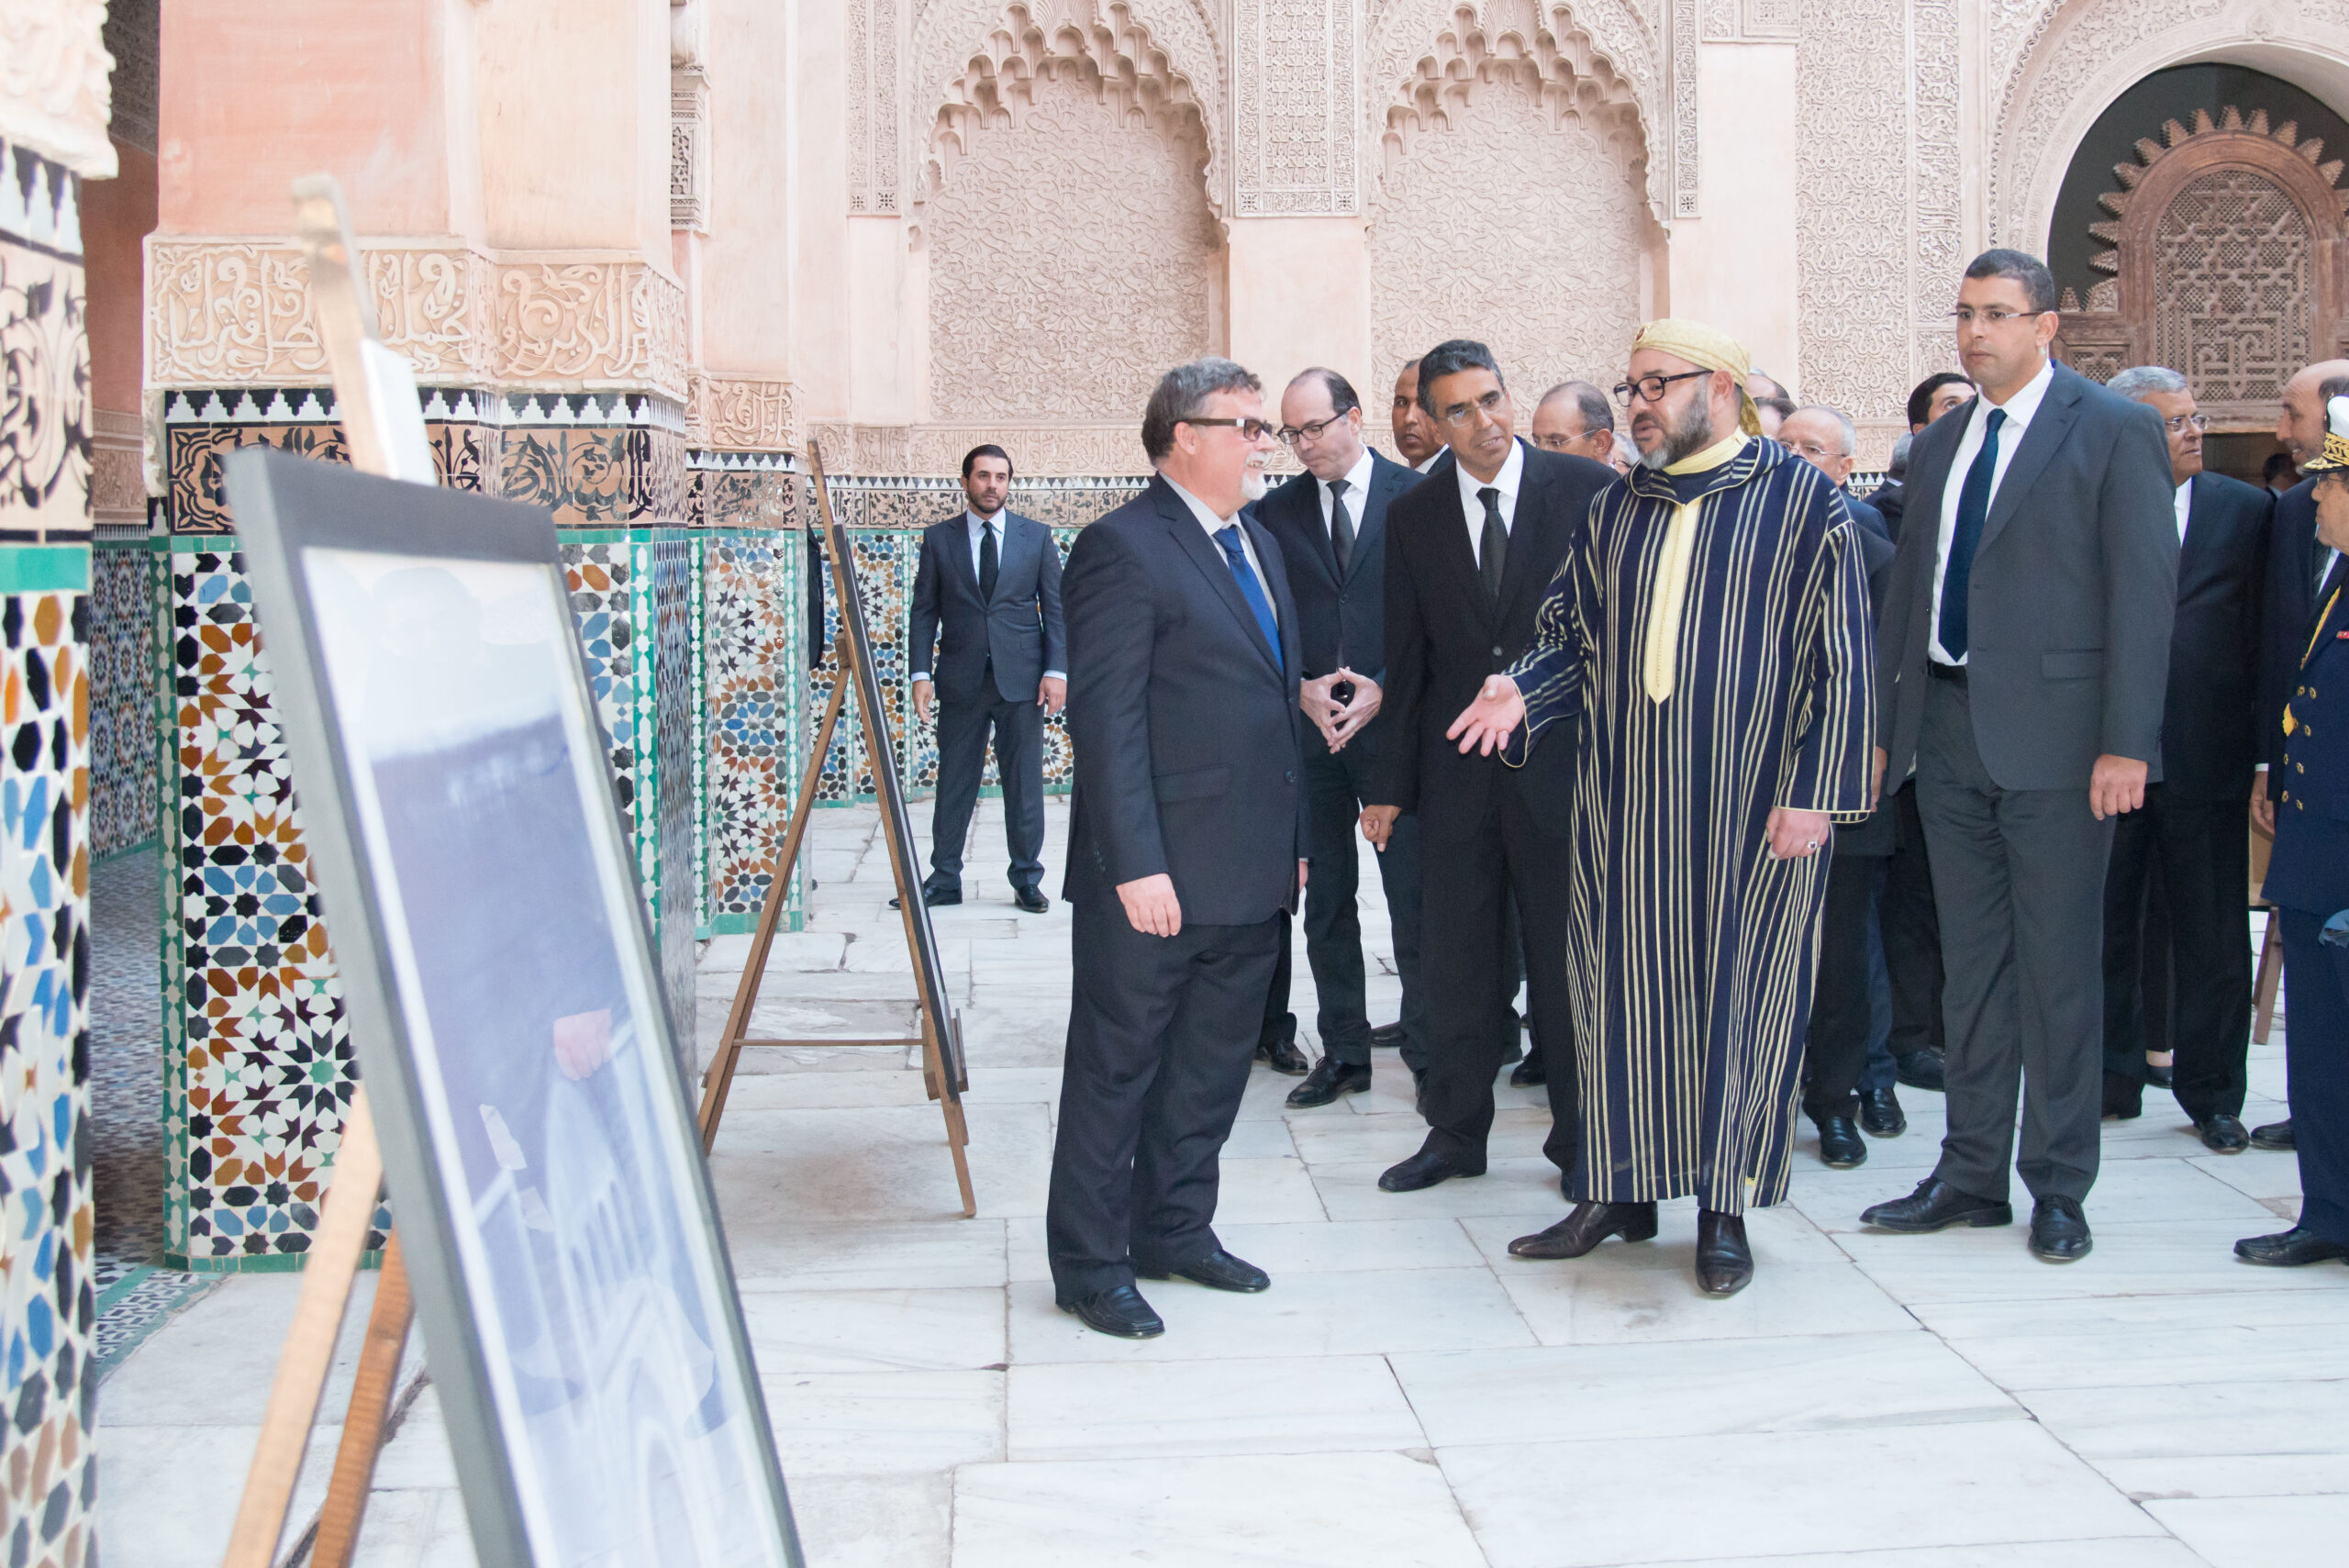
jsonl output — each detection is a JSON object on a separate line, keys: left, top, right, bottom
{"left": 906, "top": 444, "right": 1065, "bottom": 912}
{"left": 1252, "top": 368, "right": 1426, "bottom": 1107}
{"left": 2099, "top": 367, "right": 2272, "bottom": 1149}
{"left": 1361, "top": 339, "right": 1615, "bottom": 1192}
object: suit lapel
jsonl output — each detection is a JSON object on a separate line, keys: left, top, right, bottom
{"left": 996, "top": 513, "right": 1040, "bottom": 605}
{"left": 1157, "top": 482, "right": 1282, "bottom": 675}
{"left": 1497, "top": 447, "right": 1553, "bottom": 618}
{"left": 941, "top": 515, "right": 982, "bottom": 606}
{"left": 1978, "top": 375, "right": 2080, "bottom": 557}
{"left": 1244, "top": 512, "right": 1298, "bottom": 679}
{"left": 1428, "top": 460, "right": 1492, "bottom": 626}
{"left": 1295, "top": 481, "right": 1342, "bottom": 588}
{"left": 1346, "top": 458, "right": 1405, "bottom": 585}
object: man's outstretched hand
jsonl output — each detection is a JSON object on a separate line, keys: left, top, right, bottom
{"left": 1447, "top": 675, "right": 1525, "bottom": 756}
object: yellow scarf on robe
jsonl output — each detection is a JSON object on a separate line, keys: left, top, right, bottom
{"left": 1642, "top": 432, "right": 1749, "bottom": 703}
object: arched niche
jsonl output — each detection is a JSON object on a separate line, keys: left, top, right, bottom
{"left": 2053, "top": 106, "right": 2349, "bottom": 429}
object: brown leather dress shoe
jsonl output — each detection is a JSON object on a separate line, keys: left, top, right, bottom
{"left": 1508, "top": 1200, "right": 1658, "bottom": 1259}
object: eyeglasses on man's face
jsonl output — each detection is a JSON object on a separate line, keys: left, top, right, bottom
{"left": 1276, "top": 413, "right": 1352, "bottom": 446}
{"left": 1612, "top": 369, "right": 1711, "bottom": 407}
{"left": 2164, "top": 412, "right": 2209, "bottom": 433}
{"left": 1947, "top": 306, "right": 2049, "bottom": 328}
{"left": 1778, "top": 438, "right": 1848, "bottom": 462}
{"left": 1436, "top": 389, "right": 1509, "bottom": 429}
{"left": 1184, "top": 416, "right": 1277, "bottom": 441}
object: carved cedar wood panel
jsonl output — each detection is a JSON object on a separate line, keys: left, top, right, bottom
{"left": 927, "top": 67, "right": 1215, "bottom": 421}
{"left": 2057, "top": 109, "right": 2349, "bottom": 425}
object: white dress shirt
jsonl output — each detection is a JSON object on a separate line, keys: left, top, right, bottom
{"left": 1454, "top": 438, "right": 1525, "bottom": 569}
{"left": 1320, "top": 449, "right": 1376, "bottom": 537}
{"left": 911, "top": 507, "right": 1064, "bottom": 685}
{"left": 1929, "top": 358, "right": 2055, "bottom": 665}
{"left": 2174, "top": 478, "right": 2193, "bottom": 545}
{"left": 1165, "top": 475, "right": 1275, "bottom": 611}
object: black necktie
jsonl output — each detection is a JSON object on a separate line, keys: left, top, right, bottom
{"left": 1478, "top": 486, "right": 1507, "bottom": 605}
{"left": 1937, "top": 407, "right": 2006, "bottom": 662}
{"left": 1329, "top": 477, "right": 1355, "bottom": 575}
{"left": 979, "top": 518, "right": 998, "bottom": 602}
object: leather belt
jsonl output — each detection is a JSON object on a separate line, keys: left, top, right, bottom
{"left": 1928, "top": 661, "right": 1967, "bottom": 684}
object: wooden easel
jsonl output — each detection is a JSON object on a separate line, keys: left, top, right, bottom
{"left": 220, "top": 179, "right": 431, "bottom": 1568}
{"left": 693, "top": 445, "right": 977, "bottom": 1219}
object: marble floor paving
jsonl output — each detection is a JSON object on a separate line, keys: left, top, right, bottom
{"left": 98, "top": 798, "right": 2349, "bottom": 1565}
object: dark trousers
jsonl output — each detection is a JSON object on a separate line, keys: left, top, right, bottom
{"left": 1881, "top": 779, "right": 1945, "bottom": 1062}
{"left": 1917, "top": 676, "right": 2113, "bottom": 1205}
{"left": 2102, "top": 786, "right": 2252, "bottom": 1120}
{"left": 1047, "top": 906, "right": 1281, "bottom": 1301}
{"left": 2281, "top": 909, "right": 2349, "bottom": 1245}
{"left": 929, "top": 673, "right": 1044, "bottom": 895}
{"left": 1419, "top": 779, "right": 1578, "bottom": 1171}
{"left": 1288, "top": 735, "right": 1427, "bottom": 1067}
{"left": 1803, "top": 850, "right": 1883, "bottom": 1119}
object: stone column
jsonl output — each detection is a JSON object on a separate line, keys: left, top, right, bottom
{"left": 148, "top": 0, "right": 696, "bottom": 1269}
{"left": 0, "top": 7, "right": 112, "bottom": 1561}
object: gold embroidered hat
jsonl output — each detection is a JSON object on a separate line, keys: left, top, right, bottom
{"left": 1631, "top": 318, "right": 1764, "bottom": 436}
{"left": 2303, "top": 394, "right": 2349, "bottom": 472}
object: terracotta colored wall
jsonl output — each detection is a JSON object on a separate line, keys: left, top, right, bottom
{"left": 83, "top": 140, "right": 158, "bottom": 414}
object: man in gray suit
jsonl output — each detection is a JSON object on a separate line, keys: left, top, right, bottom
{"left": 907, "top": 444, "right": 1066, "bottom": 913}
{"left": 1861, "top": 249, "right": 2177, "bottom": 1262}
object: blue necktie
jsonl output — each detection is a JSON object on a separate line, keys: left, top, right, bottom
{"left": 1937, "top": 406, "right": 2007, "bottom": 662}
{"left": 1214, "top": 524, "right": 1281, "bottom": 657}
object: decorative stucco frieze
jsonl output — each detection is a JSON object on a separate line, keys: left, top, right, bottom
{"left": 0, "top": 0, "right": 116, "bottom": 177}
{"left": 690, "top": 374, "right": 798, "bottom": 451}
{"left": 1233, "top": 0, "right": 1360, "bottom": 217}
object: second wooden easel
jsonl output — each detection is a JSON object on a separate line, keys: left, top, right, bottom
{"left": 694, "top": 445, "right": 976, "bottom": 1218}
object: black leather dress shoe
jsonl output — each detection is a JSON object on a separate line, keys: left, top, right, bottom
{"left": 2234, "top": 1226, "right": 2349, "bottom": 1266}
{"left": 1508, "top": 1200, "right": 1657, "bottom": 1259}
{"left": 1060, "top": 1284, "right": 1164, "bottom": 1339}
{"left": 1140, "top": 1248, "right": 1270, "bottom": 1293}
{"left": 1862, "top": 1178, "right": 2014, "bottom": 1232}
{"left": 890, "top": 886, "right": 962, "bottom": 910}
{"left": 2253, "top": 1118, "right": 2296, "bottom": 1151}
{"left": 1286, "top": 1056, "right": 1370, "bottom": 1107}
{"left": 1012, "top": 884, "right": 1051, "bottom": 914}
{"left": 2028, "top": 1195, "right": 2092, "bottom": 1262}
{"left": 1893, "top": 1049, "right": 1946, "bottom": 1092}
{"left": 1379, "top": 1144, "right": 1486, "bottom": 1193}
{"left": 2101, "top": 1070, "right": 2143, "bottom": 1120}
{"left": 1859, "top": 1086, "right": 1906, "bottom": 1138}
{"left": 2144, "top": 1057, "right": 2175, "bottom": 1089}
{"left": 1256, "top": 1021, "right": 1309, "bottom": 1076}
{"left": 1508, "top": 1053, "right": 1546, "bottom": 1087}
{"left": 1369, "top": 1022, "right": 1408, "bottom": 1049}
{"left": 2196, "top": 1112, "right": 2251, "bottom": 1153}
{"left": 1813, "top": 1114, "right": 1866, "bottom": 1169}
{"left": 1695, "top": 1209, "right": 1753, "bottom": 1296}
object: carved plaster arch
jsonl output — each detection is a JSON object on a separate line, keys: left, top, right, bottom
{"left": 1990, "top": 0, "right": 2349, "bottom": 252}
{"left": 911, "top": 0, "right": 1223, "bottom": 230}
{"left": 1370, "top": 0, "right": 1665, "bottom": 225}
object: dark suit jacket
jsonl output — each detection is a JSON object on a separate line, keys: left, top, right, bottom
{"left": 1252, "top": 450, "right": 1419, "bottom": 684}
{"left": 1869, "top": 479, "right": 1908, "bottom": 545}
{"left": 2160, "top": 472, "right": 2272, "bottom": 801}
{"left": 1060, "top": 476, "right": 1309, "bottom": 925}
{"left": 2258, "top": 477, "right": 2340, "bottom": 799}
{"left": 1375, "top": 439, "right": 1617, "bottom": 821}
{"left": 1876, "top": 362, "right": 2178, "bottom": 792}
{"left": 2263, "top": 567, "right": 2349, "bottom": 917}
{"left": 908, "top": 509, "right": 1066, "bottom": 706}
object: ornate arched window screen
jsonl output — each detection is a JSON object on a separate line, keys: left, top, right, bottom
{"left": 2055, "top": 107, "right": 2349, "bottom": 430}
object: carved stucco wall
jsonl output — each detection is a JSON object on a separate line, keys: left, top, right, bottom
{"left": 928, "top": 66, "right": 1215, "bottom": 421}
{"left": 1793, "top": 0, "right": 1961, "bottom": 431}
{"left": 1990, "top": 0, "right": 2349, "bottom": 253}
{"left": 1234, "top": 0, "right": 1360, "bottom": 217}
{"left": 1366, "top": 23, "right": 1647, "bottom": 412}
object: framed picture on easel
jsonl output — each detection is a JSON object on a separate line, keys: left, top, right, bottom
{"left": 225, "top": 447, "right": 803, "bottom": 1566}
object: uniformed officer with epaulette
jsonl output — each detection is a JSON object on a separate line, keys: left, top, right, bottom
{"left": 2240, "top": 394, "right": 2349, "bottom": 1267}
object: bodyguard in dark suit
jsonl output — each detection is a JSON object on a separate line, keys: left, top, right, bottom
{"left": 907, "top": 444, "right": 1065, "bottom": 912}
{"left": 1776, "top": 407, "right": 1900, "bottom": 1165}
{"left": 2238, "top": 405, "right": 2349, "bottom": 1267}
{"left": 1046, "top": 360, "right": 1308, "bottom": 1340}
{"left": 1862, "top": 250, "right": 2177, "bottom": 1263}
{"left": 2098, "top": 369, "right": 2273, "bottom": 1148}
{"left": 1362, "top": 339, "right": 1615, "bottom": 1192}
{"left": 1252, "top": 368, "right": 1426, "bottom": 1108}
